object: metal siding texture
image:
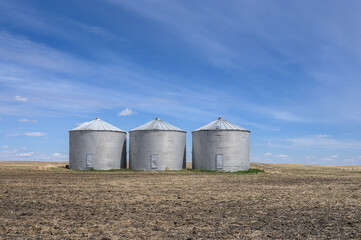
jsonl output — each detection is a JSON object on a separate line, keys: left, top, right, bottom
{"left": 69, "top": 130, "right": 126, "bottom": 170}
{"left": 129, "top": 130, "right": 186, "bottom": 170}
{"left": 192, "top": 130, "right": 250, "bottom": 171}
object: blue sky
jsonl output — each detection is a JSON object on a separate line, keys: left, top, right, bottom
{"left": 1, "top": 0, "right": 361, "bottom": 165}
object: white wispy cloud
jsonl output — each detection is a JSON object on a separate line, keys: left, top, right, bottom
{"left": 106, "top": 0, "right": 240, "bottom": 69}
{"left": 278, "top": 154, "right": 289, "bottom": 158}
{"left": 0, "top": 1, "right": 360, "bottom": 141}
{"left": 5, "top": 133, "right": 20, "bottom": 137}
{"left": 264, "top": 134, "right": 361, "bottom": 156}
{"left": 1, "top": 145, "right": 10, "bottom": 149}
{"left": 286, "top": 135, "right": 361, "bottom": 149}
{"left": 0, "top": 148, "right": 68, "bottom": 161}
{"left": 0, "top": 31, "right": 88, "bottom": 72}
{"left": 118, "top": 108, "right": 136, "bottom": 116}
{"left": 17, "top": 152, "right": 34, "bottom": 157}
{"left": 24, "top": 132, "right": 46, "bottom": 137}
{"left": 68, "top": 20, "right": 127, "bottom": 43}
{"left": 106, "top": 0, "right": 361, "bottom": 124}
{"left": 0, "top": 30, "right": 312, "bottom": 124}
{"left": 264, "top": 153, "right": 272, "bottom": 156}
{"left": 14, "top": 95, "right": 28, "bottom": 101}
{"left": 18, "top": 118, "right": 37, "bottom": 123}
{"left": 75, "top": 121, "right": 90, "bottom": 127}
{"left": 1, "top": 148, "right": 18, "bottom": 154}
{"left": 0, "top": 1, "right": 53, "bottom": 34}
{"left": 316, "top": 134, "right": 330, "bottom": 138}
{"left": 0, "top": 37, "right": 217, "bottom": 120}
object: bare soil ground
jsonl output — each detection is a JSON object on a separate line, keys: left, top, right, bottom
{"left": 0, "top": 161, "right": 360, "bottom": 239}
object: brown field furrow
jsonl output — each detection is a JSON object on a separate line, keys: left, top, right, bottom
{"left": 0, "top": 162, "right": 360, "bottom": 239}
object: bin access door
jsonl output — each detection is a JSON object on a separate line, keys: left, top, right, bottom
{"left": 86, "top": 154, "right": 93, "bottom": 169}
{"left": 216, "top": 154, "right": 223, "bottom": 170}
{"left": 151, "top": 154, "right": 158, "bottom": 169}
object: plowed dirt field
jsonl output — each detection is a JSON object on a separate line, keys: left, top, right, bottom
{"left": 0, "top": 162, "right": 360, "bottom": 239}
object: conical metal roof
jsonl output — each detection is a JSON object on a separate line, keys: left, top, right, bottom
{"left": 130, "top": 118, "right": 185, "bottom": 132}
{"left": 70, "top": 118, "right": 125, "bottom": 132}
{"left": 193, "top": 117, "right": 249, "bottom": 132}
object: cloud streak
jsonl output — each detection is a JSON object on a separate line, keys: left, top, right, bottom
{"left": 18, "top": 118, "right": 37, "bottom": 123}
{"left": 14, "top": 96, "right": 28, "bottom": 102}
{"left": 5, "top": 133, "right": 21, "bottom": 137}
{"left": 0, "top": 31, "right": 88, "bottom": 73}
{"left": 24, "top": 132, "right": 46, "bottom": 137}
{"left": 17, "top": 152, "right": 34, "bottom": 157}
{"left": 0, "top": 146, "right": 68, "bottom": 161}
{"left": 0, "top": 31, "right": 297, "bottom": 124}
{"left": 285, "top": 136, "right": 361, "bottom": 150}
{"left": 118, "top": 108, "right": 136, "bottom": 116}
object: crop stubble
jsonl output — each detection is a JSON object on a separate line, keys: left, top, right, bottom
{"left": 0, "top": 162, "right": 360, "bottom": 239}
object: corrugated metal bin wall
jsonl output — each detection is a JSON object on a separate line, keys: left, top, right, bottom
{"left": 129, "top": 118, "right": 186, "bottom": 170}
{"left": 69, "top": 118, "right": 126, "bottom": 170}
{"left": 192, "top": 117, "right": 250, "bottom": 171}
